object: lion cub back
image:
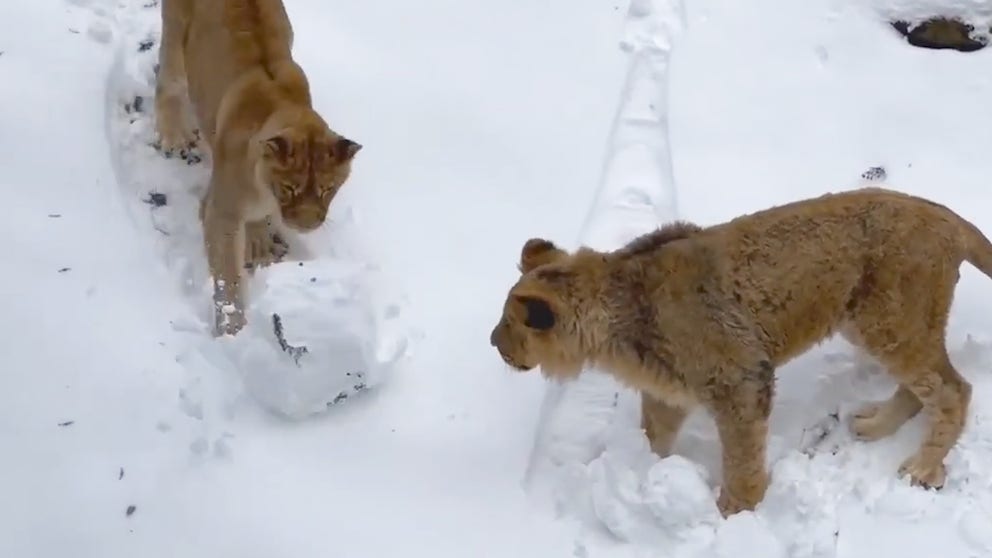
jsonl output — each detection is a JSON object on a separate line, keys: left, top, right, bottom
{"left": 688, "top": 187, "right": 975, "bottom": 364}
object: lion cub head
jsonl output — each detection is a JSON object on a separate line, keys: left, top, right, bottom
{"left": 490, "top": 238, "right": 599, "bottom": 379}
{"left": 255, "top": 113, "right": 362, "bottom": 232}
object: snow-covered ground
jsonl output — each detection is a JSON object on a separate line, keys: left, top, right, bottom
{"left": 5, "top": 0, "right": 992, "bottom": 556}
{"left": 529, "top": 1, "right": 992, "bottom": 557}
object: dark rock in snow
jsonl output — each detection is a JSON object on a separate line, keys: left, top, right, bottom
{"left": 891, "top": 18, "right": 988, "bottom": 52}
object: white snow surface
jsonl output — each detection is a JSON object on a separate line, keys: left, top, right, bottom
{"left": 217, "top": 259, "right": 400, "bottom": 420}
{"left": 5, "top": 0, "right": 992, "bottom": 557}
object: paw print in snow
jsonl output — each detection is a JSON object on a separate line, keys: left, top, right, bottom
{"left": 861, "top": 166, "right": 887, "bottom": 182}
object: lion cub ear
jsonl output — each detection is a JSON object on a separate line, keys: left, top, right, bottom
{"left": 262, "top": 134, "right": 292, "bottom": 162}
{"left": 519, "top": 238, "right": 566, "bottom": 273}
{"left": 331, "top": 137, "right": 362, "bottom": 162}
{"left": 515, "top": 295, "right": 556, "bottom": 330}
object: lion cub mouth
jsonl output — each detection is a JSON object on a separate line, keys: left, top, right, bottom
{"left": 499, "top": 353, "right": 532, "bottom": 371}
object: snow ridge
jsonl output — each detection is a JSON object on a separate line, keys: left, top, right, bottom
{"left": 524, "top": 0, "right": 691, "bottom": 533}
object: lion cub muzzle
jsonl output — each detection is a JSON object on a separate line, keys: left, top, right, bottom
{"left": 281, "top": 203, "right": 327, "bottom": 232}
{"left": 489, "top": 320, "right": 533, "bottom": 371}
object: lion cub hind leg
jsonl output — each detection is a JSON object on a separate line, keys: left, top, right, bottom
{"left": 850, "top": 274, "right": 971, "bottom": 489}
{"left": 850, "top": 385, "right": 923, "bottom": 441}
{"left": 886, "top": 348, "right": 969, "bottom": 489}
{"left": 154, "top": 0, "right": 199, "bottom": 155}
{"left": 641, "top": 393, "right": 689, "bottom": 457}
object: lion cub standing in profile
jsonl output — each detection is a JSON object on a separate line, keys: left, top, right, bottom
{"left": 154, "top": 0, "right": 362, "bottom": 336}
{"left": 490, "top": 187, "right": 992, "bottom": 517}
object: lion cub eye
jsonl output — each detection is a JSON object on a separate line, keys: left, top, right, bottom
{"left": 518, "top": 296, "right": 555, "bottom": 330}
{"left": 277, "top": 183, "right": 297, "bottom": 199}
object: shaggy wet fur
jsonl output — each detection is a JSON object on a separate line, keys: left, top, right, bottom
{"left": 490, "top": 186, "right": 992, "bottom": 516}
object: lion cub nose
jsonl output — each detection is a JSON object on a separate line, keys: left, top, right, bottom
{"left": 489, "top": 326, "right": 498, "bottom": 347}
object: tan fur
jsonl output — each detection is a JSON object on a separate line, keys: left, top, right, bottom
{"left": 489, "top": 187, "right": 992, "bottom": 516}
{"left": 154, "top": 0, "right": 362, "bottom": 335}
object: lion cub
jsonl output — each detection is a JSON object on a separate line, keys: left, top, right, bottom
{"left": 490, "top": 187, "right": 992, "bottom": 517}
{"left": 154, "top": 0, "right": 362, "bottom": 335}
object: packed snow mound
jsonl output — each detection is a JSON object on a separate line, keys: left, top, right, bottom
{"left": 216, "top": 259, "right": 401, "bottom": 420}
{"left": 587, "top": 436, "right": 721, "bottom": 548}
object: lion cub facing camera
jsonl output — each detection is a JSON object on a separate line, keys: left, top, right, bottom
{"left": 154, "top": 0, "right": 362, "bottom": 336}
{"left": 490, "top": 187, "right": 992, "bottom": 516}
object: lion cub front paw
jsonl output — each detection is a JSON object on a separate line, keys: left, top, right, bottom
{"left": 156, "top": 122, "right": 198, "bottom": 153}
{"left": 716, "top": 470, "right": 769, "bottom": 518}
{"left": 898, "top": 454, "right": 946, "bottom": 489}
{"left": 244, "top": 223, "right": 289, "bottom": 270}
{"left": 213, "top": 298, "right": 246, "bottom": 337}
{"left": 717, "top": 490, "right": 752, "bottom": 518}
{"left": 154, "top": 118, "right": 202, "bottom": 163}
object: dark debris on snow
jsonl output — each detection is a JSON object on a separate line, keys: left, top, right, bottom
{"left": 144, "top": 192, "right": 167, "bottom": 207}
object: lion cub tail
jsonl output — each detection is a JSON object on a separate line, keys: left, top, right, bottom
{"left": 957, "top": 214, "right": 992, "bottom": 281}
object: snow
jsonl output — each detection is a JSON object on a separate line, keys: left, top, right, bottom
{"left": 5, "top": 0, "right": 992, "bottom": 556}
{"left": 529, "top": 0, "right": 992, "bottom": 556}
{"left": 218, "top": 259, "right": 400, "bottom": 420}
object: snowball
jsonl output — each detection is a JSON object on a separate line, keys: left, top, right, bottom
{"left": 643, "top": 455, "right": 721, "bottom": 527}
{"left": 217, "top": 258, "right": 399, "bottom": 420}
{"left": 588, "top": 443, "right": 721, "bottom": 547}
